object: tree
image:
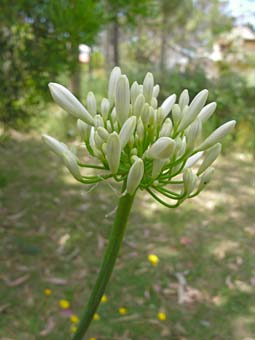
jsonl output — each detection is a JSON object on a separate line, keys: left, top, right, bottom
{"left": 0, "top": 0, "right": 104, "bottom": 129}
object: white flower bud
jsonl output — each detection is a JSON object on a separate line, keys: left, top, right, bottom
{"left": 152, "top": 159, "right": 165, "bottom": 179}
{"left": 179, "top": 89, "right": 189, "bottom": 110}
{"left": 62, "top": 151, "right": 82, "bottom": 180}
{"left": 160, "top": 94, "right": 176, "bottom": 119}
{"left": 42, "top": 134, "right": 68, "bottom": 156}
{"left": 197, "top": 120, "right": 236, "bottom": 151}
{"left": 198, "top": 167, "right": 215, "bottom": 191}
{"left": 177, "top": 89, "right": 208, "bottom": 132}
{"left": 126, "top": 158, "right": 144, "bottom": 195}
{"left": 101, "top": 98, "right": 110, "bottom": 121}
{"left": 130, "top": 81, "right": 141, "bottom": 104}
{"left": 197, "top": 143, "right": 221, "bottom": 175}
{"left": 153, "top": 84, "right": 160, "bottom": 98}
{"left": 94, "top": 114, "right": 104, "bottom": 128}
{"left": 141, "top": 103, "right": 150, "bottom": 126}
{"left": 97, "top": 127, "right": 109, "bottom": 140}
{"left": 94, "top": 132, "right": 103, "bottom": 149}
{"left": 151, "top": 97, "right": 158, "bottom": 109}
{"left": 106, "top": 120, "right": 112, "bottom": 132}
{"left": 172, "top": 104, "right": 182, "bottom": 126}
{"left": 106, "top": 132, "right": 121, "bottom": 174}
{"left": 175, "top": 136, "right": 186, "bottom": 158}
{"left": 48, "top": 83, "right": 94, "bottom": 125}
{"left": 159, "top": 118, "right": 173, "bottom": 137}
{"left": 147, "top": 137, "right": 176, "bottom": 160}
{"left": 197, "top": 102, "right": 217, "bottom": 123}
{"left": 183, "top": 168, "right": 198, "bottom": 195}
{"left": 131, "top": 147, "right": 138, "bottom": 155}
{"left": 143, "top": 72, "right": 154, "bottom": 102}
{"left": 119, "top": 116, "right": 137, "bottom": 149}
{"left": 137, "top": 117, "right": 144, "bottom": 141}
{"left": 134, "top": 94, "right": 145, "bottom": 117}
{"left": 115, "top": 75, "right": 130, "bottom": 125}
{"left": 111, "top": 108, "right": 117, "bottom": 123}
{"left": 108, "top": 66, "right": 121, "bottom": 105}
{"left": 86, "top": 91, "right": 97, "bottom": 116}
{"left": 149, "top": 107, "right": 155, "bottom": 125}
{"left": 77, "top": 119, "right": 91, "bottom": 142}
{"left": 185, "top": 119, "right": 202, "bottom": 151}
{"left": 184, "top": 151, "right": 203, "bottom": 169}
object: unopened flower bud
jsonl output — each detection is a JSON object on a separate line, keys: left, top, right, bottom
{"left": 185, "top": 119, "right": 202, "bottom": 151}
{"left": 101, "top": 98, "right": 110, "bottom": 121}
{"left": 94, "top": 132, "right": 103, "bottom": 149}
{"left": 141, "top": 103, "right": 150, "bottom": 126}
{"left": 153, "top": 84, "right": 160, "bottom": 98}
{"left": 183, "top": 168, "right": 197, "bottom": 195}
{"left": 106, "top": 132, "right": 121, "bottom": 174}
{"left": 198, "top": 167, "right": 215, "bottom": 191}
{"left": 97, "top": 127, "right": 109, "bottom": 140}
{"left": 86, "top": 91, "right": 97, "bottom": 116}
{"left": 175, "top": 136, "right": 186, "bottom": 157}
{"left": 106, "top": 120, "right": 112, "bottom": 132}
{"left": 134, "top": 94, "right": 145, "bottom": 117}
{"left": 172, "top": 104, "right": 182, "bottom": 125}
{"left": 184, "top": 151, "right": 203, "bottom": 169}
{"left": 126, "top": 158, "right": 144, "bottom": 195}
{"left": 119, "top": 116, "right": 137, "bottom": 149}
{"left": 108, "top": 66, "right": 121, "bottom": 105}
{"left": 151, "top": 97, "right": 158, "bottom": 109}
{"left": 137, "top": 117, "right": 144, "bottom": 141}
{"left": 115, "top": 75, "right": 130, "bottom": 125}
{"left": 159, "top": 118, "right": 173, "bottom": 137}
{"left": 147, "top": 137, "right": 176, "bottom": 160}
{"left": 42, "top": 134, "right": 68, "bottom": 156}
{"left": 143, "top": 72, "right": 154, "bottom": 102}
{"left": 130, "top": 81, "right": 141, "bottom": 104}
{"left": 152, "top": 159, "right": 165, "bottom": 179}
{"left": 63, "top": 151, "right": 81, "bottom": 180}
{"left": 160, "top": 94, "right": 176, "bottom": 119}
{"left": 197, "top": 102, "right": 217, "bottom": 123}
{"left": 178, "top": 89, "right": 208, "bottom": 132}
{"left": 197, "top": 120, "right": 236, "bottom": 151}
{"left": 178, "top": 89, "right": 189, "bottom": 110}
{"left": 94, "top": 114, "right": 104, "bottom": 128}
{"left": 197, "top": 143, "right": 221, "bottom": 175}
{"left": 48, "top": 83, "right": 94, "bottom": 125}
{"left": 77, "top": 119, "right": 91, "bottom": 142}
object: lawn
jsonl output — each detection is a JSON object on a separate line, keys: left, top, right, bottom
{"left": 0, "top": 132, "right": 254, "bottom": 340}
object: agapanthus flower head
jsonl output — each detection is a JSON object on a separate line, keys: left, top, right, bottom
{"left": 43, "top": 67, "right": 236, "bottom": 206}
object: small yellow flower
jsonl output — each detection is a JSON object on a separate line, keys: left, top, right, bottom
{"left": 157, "top": 312, "right": 167, "bottom": 321}
{"left": 70, "top": 314, "right": 79, "bottom": 324}
{"left": 101, "top": 294, "right": 108, "bottom": 303}
{"left": 118, "top": 307, "right": 128, "bottom": 315}
{"left": 148, "top": 254, "right": 159, "bottom": 266}
{"left": 89, "top": 338, "right": 97, "bottom": 340}
{"left": 59, "top": 299, "right": 70, "bottom": 309}
{"left": 44, "top": 288, "right": 52, "bottom": 296}
{"left": 70, "top": 325, "right": 77, "bottom": 334}
{"left": 93, "top": 313, "right": 100, "bottom": 321}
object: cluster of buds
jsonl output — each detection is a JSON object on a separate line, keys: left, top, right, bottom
{"left": 43, "top": 67, "right": 236, "bottom": 207}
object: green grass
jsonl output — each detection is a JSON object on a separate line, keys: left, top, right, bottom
{"left": 0, "top": 133, "right": 254, "bottom": 340}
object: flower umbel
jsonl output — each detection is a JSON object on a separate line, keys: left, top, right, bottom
{"left": 43, "top": 67, "right": 235, "bottom": 205}
{"left": 42, "top": 67, "right": 235, "bottom": 339}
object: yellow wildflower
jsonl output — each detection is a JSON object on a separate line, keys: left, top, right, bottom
{"left": 93, "top": 313, "right": 100, "bottom": 321}
{"left": 89, "top": 338, "right": 97, "bottom": 340}
{"left": 118, "top": 307, "right": 128, "bottom": 315}
{"left": 148, "top": 254, "right": 159, "bottom": 266}
{"left": 70, "top": 325, "right": 77, "bottom": 333}
{"left": 44, "top": 288, "right": 52, "bottom": 296}
{"left": 157, "top": 312, "right": 167, "bottom": 321}
{"left": 101, "top": 294, "right": 108, "bottom": 303}
{"left": 70, "top": 314, "right": 79, "bottom": 324}
{"left": 59, "top": 299, "right": 70, "bottom": 309}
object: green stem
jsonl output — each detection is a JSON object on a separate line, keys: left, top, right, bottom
{"left": 72, "top": 186, "right": 135, "bottom": 340}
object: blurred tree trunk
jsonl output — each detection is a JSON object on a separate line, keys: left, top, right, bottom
{"left": 112, "top": 16, "right": 119, "bottom": 66}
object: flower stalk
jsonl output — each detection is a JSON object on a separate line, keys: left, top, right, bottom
{"left": 72, "top": 185, "right": 134, "bottom": 340}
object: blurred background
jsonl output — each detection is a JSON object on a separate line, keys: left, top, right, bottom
{"left": 0, "top": 1, "right": 254, "bottom": 339}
